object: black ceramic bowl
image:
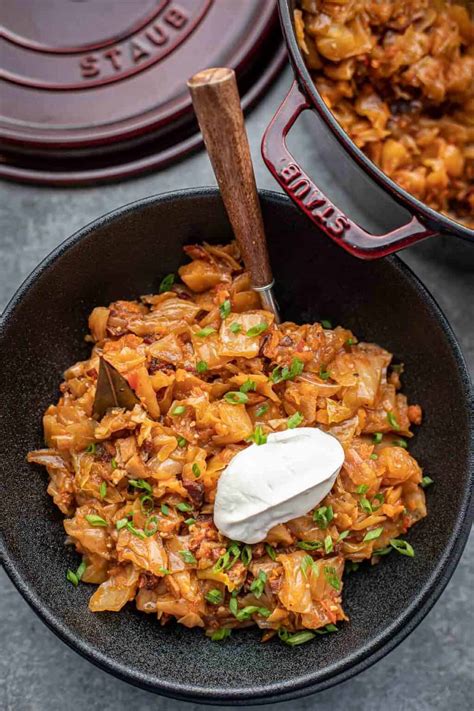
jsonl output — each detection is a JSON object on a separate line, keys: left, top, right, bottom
{"left": 0, "top": 189, "right": 472, "bottom": 705}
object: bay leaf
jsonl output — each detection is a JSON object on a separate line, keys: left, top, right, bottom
{"left": 93, "top": 357, "right": 140, "bottom": 419}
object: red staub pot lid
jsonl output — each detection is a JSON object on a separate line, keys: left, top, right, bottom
{"left": 0, "top": 0, "right": 285, "bottom": 185}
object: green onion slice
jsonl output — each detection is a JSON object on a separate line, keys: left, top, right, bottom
{"left": 159, "top": 273, "right": 175, "bottom": 293}
{"left": 129, "top": 478, "right": 152, "bottom": 493}
{"left": 219, "top": 300, "right": 231, "bottom": 319}
{"left": 196, "top": 327, "right": 216, "bottom": 338}
{"left": 287, "top": 411, "right": 303, "bottom": 429}
{"left": 85, "top": 514, "right": 107, "bottom": 527}
{"left": 205, "top": 589, "right": 223, "bottom": 605}
{"left": 240, "top": 379, "right": 256, "bottom": 393}
{"left": 363, "top": 527, "right": 384, "bottom": 542}
{"left": 196, "top": 360, "right": 208, "bottom": 374}
{"left": 246, "top": 322, "right": 268, "bottom": 337}
{"left": 386, "top": 411, "right": 400, "bottom": 430}
{"left": 224, "top": 391, "right": 249, "bottom": 405}
{"left": 390, "top": 538, "right": 415, "bottom": 557}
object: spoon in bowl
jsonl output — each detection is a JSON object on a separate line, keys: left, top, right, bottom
{"left": 187, "top": 67, "right": 280, "bottom": 323}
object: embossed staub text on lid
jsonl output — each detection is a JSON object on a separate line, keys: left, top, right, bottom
{"left": 1, "top": 0, "right": 212, "bottom": 90}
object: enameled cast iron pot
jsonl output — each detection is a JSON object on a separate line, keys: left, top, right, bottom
{"left": 262, "top": 0, "right": 474, "bottom": 259}
{"left": 0, "top": 189, "right": 472, "bottom": 705}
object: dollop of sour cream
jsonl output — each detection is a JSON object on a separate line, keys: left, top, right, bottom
{"left": 214, "top": 428, "right": 345, "bottom": 544}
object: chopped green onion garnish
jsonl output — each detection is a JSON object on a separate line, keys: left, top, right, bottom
{"left": 271, "top": 357, "right": 304, "bottom": 384}
{"left": 99, "top": 481, "right": 107, "bottom": 499}
{"left": 213, "top": 542, "right": 241, "bottom": 573}
{"left": 337, "top": 530, "right": 350, "bottom": 543}
{"left": 211, "top": 628, "right": 231, "bottom": 641}
{"left": 86, "top": 443, "right": 96, "bottom": 454}
{"left": 373, "top": 546, "right": 392, "bottom": 556}
{"left": 387, "top": 411, "right": 400, "bottom": 430}
{"left": 126, "top": 522, "right": 146, "bottom": 540}
{"left": 345, "top": 338, "right": 355, "bottom": 346}
{"left": 158, "top": 567, "right": 171, "bottom": 575}
{"left": 324, "top": 565, "right": 340, "bottom": 591}
{"left": 85, "top": 514, "right": 107, "bottom": 527}
{"left": 229, "top": 595, "right": 238, "bottom": 616}
{"left": 192, "top": 463, "right": 201, "bottom": 478}
{"left": 296, "top": 540, "right": 322, "bottom": 550}
{"left": 76, "top": 560, "right": 87, "bottom": 581}
{"left": 160, "top": 503, "right": 169, "bottom": 516}
{"left": 421, "top": 476, "right": 434, "bottom": 488}
{"left": 355, "top": 484, "right": 369, "bottom": 494}
{"left": 229, "top": 322, "right": 242, "bottom": 334}
{"left": 265, "top": 544, "right": 277, "bottom": 560}
{"left": 219, "top": 299, "right": 231, "bottom": 319}
{"left": 278, "top": 629, "right": 315, "bottom": 646}
{"left": 246, "top": 322, "right": 268, "bottom": 337}
{"left": 370, "top": 453, "right": 378, "bottom": 460}
{"left": 205, "top": 589, "right": 223, "bottom": 605}
{"left": 246, "top": 425, "right": 267, "bottom": 445}
{"left": 110, "top": 458, "right": 118, "bottom": 470}
{"left": 359, "top": 497, "right": 373, "bottom": 515}
{"left": 179, "top": 550, "right": 197, "bottom": 564}
{"left": 184, "top": 518, "right": 196, "bottom": 526}
{"left": 233, "top": 605, "right": 270, "bottom": 621}
{"left": 321, "top": 320, "right": 332, "bottom": 329}
{"left": 255, "top": 402, "right": 269, "bottom": 417}
{"left": 345, "top": 561, "right": 359, "bottom": 574}
{"left": 67, "top": 559, "right": 87, "bottom": 587}
{"left": 171, "top": 405, "right": 186, "bottom": 416}
{"left": 249, "top": 570, "right": 267, "bottom": 598}
{"left": 129, "top": 478, "right": 152, "bottom": 493}
{"left": 390, "top": 539, "right": 415, "bottom": 557}
{"left": 319, "top": 366, "right": 330, "bottom": 380}
{"left": 196, "top": 360, "right": 208, "bottom": 374}
{"left": 144, "top": 515, "right": 159, "bottom": 537}
{"left": 300, "top": 554, "right": 316, "bottom": 577}
{"left": 393, "top": 438, "right": 407, "bottom": 448}
{"left": 373, "top": 432, "right": 383, "bottom": 444}
{"left": 224, "top": 391, "right": 249, "bottom": 405}
{"left": 177, "top": 436, "right": 187, "bottom": 448}
{"left": 240, "top": 378, "right": 256, "bottom": 393}
{"left": 363, "top": 527, "right": 384, "bottom": 542}
{"left": 116, "top": 518, "right": 128, "bottom": 531}
{"left": 196, "top": 327, "right": 216, "bottom": 338}
{"left": 324, "top": 535, "right": 334, "bottom": 554}
{"left": 159, "top": 273, "right": 175, "bottom": 293}
{"left": 176, "top": 502, "right": 193, "bottom": 512}
{"left": 287, "top": 411, "right": 303, "bottom": 429}
{"left": 140, "top": 494, "right": 154, "bottom": 515}
{"left": 66, "top": 569, "right": 79, "bottom": 587}
{"left": 314, "top": 623, "right": 338, "bottom": 635}
{"left": 241, "top": 544, "right": 253, "bottom": 566}
{"left": 313, "top": 505, "right": 333, "bottom": 529}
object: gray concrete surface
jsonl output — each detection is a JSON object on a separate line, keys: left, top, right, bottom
{"left": 1, "top": 67, "right": 473, "bottom": 711}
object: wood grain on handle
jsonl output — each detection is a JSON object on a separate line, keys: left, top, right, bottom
{"left": 188, "top": 68, "right": 273, "bottom": 288}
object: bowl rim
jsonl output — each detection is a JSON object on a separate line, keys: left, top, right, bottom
{"left": 1, "top": 187, "right": 473, "bottom": 705}
{"left": 277, "top": 0, "right": 474, "bottom": 242}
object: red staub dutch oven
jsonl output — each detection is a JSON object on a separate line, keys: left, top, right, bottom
{"left": 262, "top": 0, "right": 474, "bottom": 260}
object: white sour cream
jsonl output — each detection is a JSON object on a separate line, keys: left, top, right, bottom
{"left": 213, "top": 427, "right": 345, "bottom": 544}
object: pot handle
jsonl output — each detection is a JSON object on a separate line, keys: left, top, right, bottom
{"left": 262, "top": 82, "right": 437, "bottom": 259}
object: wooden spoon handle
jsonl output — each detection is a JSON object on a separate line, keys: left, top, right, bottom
{"left": 188, "top": 67, "right": 273, "bottom": 289}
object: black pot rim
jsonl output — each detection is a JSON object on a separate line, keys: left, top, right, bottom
{"left": 1, "top": 188, "right": 473, "bottom": 705}
{"left": 277, "top": 0, "right": 474, "bottom": 242}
